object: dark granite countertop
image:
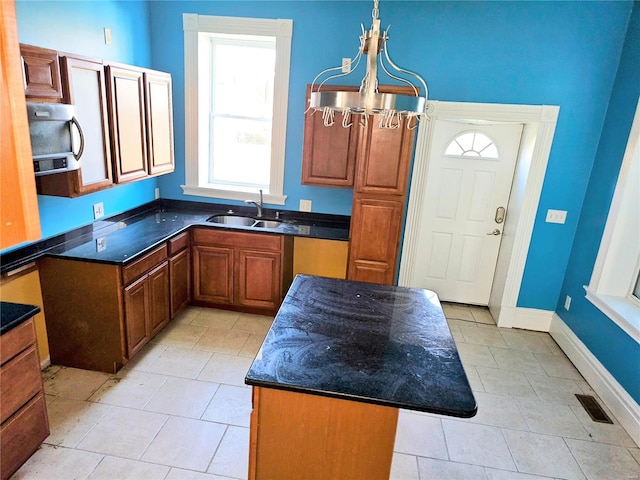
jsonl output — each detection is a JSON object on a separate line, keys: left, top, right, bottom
{"left": 0, "top": 200, "right": 350, "bottom": 272}
{"left": 245, "top": 275, "right": 477, "bottom": 417}
{"left": 1, "top": 302, "right": 40, "bottom": 335}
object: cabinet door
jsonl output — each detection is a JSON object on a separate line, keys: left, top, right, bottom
{"left": 301, "top": 85, "right": 358, "bottom": 187}
{"left": 62, "top": 55, "right": 113, "bottom": 193}
{"left": 193, "top": 245, "right": 234, "bottom": 304}
{"left": 144, "top": 71, "right": 174, "bottom": 176}
{"left": 236, "top": 249, "right": 281, "bottom": 310}
{"left": 123, "top": 275, "right": 150, "bottom": 357}
{"left": 148, "top": 262, "right": 170, "bottom": 337}
{"left": 20, "top": 43, "right": 62, "bottom": 101}
{"left": 347, "top": 197, "right": 403, "bottom": 285}
{"left": 170, "top": 248, "right": 191, "bottom": 318}
{"left": 106, "top": 65, "right": 148, "bottom": 183}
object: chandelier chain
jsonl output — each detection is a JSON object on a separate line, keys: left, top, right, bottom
{"left": 372, "top": 0, "right": 379, "bottom": 21}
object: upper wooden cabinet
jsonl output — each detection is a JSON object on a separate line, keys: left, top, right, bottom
{"left": 1, "top": 4, "right": 41, "bottom": 250}
{"left": 20, "top": 43, "right": 63, "bottom": 101}
{"left": 301, "top": 85, "right": 359, "bottom": 188}
{"left": 145, "top": 71, "right": 174, "bottom": 176}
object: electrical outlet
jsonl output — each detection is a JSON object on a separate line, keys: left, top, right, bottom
{"left": 298, "top": 225, "right": 311, "bottom": 235}
{"left": 155, "top": 187, "right": 160, "bottom": 199}
{"left": 96, "top": 237, "right": 107, "bottom": 252}
{"left": 546, "top": 209, "right": 567, "bottom": 224}
{"left": 341, "top": 58, "right": 351, "bottom": 73}
{"left": 104, "top": 27, "right": 112, "bottom": 45}
{"left": 93, "top": 202, "right": 104, "bottom": 220}
{"left": 299, "top": 199, "right": 312, "bottom": 212}
{"left": 564, "top": 295, "right": 571, "bottom": 310}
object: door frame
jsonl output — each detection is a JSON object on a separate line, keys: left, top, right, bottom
{"left": 398, "top": 101, "right": 559, "bottom": 329}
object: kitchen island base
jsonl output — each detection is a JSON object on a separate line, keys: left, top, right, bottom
{"left": 249, "top": 386, "right": 398, "bottom": 480}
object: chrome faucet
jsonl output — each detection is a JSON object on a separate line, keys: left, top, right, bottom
{"left": 245, "top": 189, "right": 264, "bottom": 218}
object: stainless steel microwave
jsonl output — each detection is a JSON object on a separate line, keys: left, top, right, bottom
{"left": 26, "top": 102, "right": 84, "bottom": 176}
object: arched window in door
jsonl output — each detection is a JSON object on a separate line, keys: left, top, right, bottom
{"left": 445, "top": 131, "right": 499, "bottom": 159}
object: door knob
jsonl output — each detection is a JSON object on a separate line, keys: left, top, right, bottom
{"left": 487, "top": 229, "right": 501, "bottom": 235}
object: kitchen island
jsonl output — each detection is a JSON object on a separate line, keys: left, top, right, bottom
{"left": 245, "top": 275, "right": 477, "bottom": 480}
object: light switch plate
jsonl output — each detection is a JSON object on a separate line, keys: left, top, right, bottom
{"left": 93, "top": 202, "right": 104, "bottom": 220}
{"left": 104, "top": 27, "right": 112, "bottom": 45}
{"left": 300, "top": 199, "right": 312, "bottom": 212}
{"left": 545, "top": 209, "right": 567, "bottom": 224}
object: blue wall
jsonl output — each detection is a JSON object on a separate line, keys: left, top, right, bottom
{"left": 14, "top": 0, "right": 157, "bottom": 241}
{"left": 556, "top": 3, "right": 640, "bottom": 403}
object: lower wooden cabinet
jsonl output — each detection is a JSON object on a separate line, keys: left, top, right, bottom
{"left": 0, "top": 318, "right": 49, "bottom": 480}
{"left": 192, "top": 228, "right": 293, "bottom": 314}
{"left": 170, "top": 247, "right": 191, "bottom": 318}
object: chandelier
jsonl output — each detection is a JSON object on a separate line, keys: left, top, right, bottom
{"left": 308, "top": 0, "right": 428, "bottom": 129}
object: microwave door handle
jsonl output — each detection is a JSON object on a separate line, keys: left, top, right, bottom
{"left": 70, "top": 116, "right": 85, "bottom": 161}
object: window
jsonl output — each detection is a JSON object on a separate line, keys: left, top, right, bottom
{"left": 445, "top": 132, "right": 499, "bottom": 158}
{"left": 182, "top": 14, "right": 292, "bottom": 204}
{"left": 585, "top": 98, "right": 640, "bottom": 344}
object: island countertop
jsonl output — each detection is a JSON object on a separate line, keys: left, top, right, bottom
{"left": 245, "top": 275, "right": 477, "bottom": 418}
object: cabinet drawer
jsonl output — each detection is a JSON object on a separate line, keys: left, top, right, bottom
{"left": 0, "top": 319, "right": 36, "bottom": 365}
{"left": 122, "top": 244, "right": 168, "bottom": 285}
{"left": 0, "top": 346, "right": 41, "bottom": 424}
{"left": 0, "top": 393, "right": 49, "bottom": 480}
{"left": 193, "top": 229, "right": 282, "bottom": 251}
{"left": 168, "top": 231, "right": 189, "bottom": 256}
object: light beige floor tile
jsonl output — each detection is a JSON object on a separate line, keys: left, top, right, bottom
{"left": 442, "top": 419, "right": 516, "bottom": 470}
{"left": 43, "top": 367, "right": 111, "bottom": 400}
{"left": 76, "top": 406, "right": 168, "bottom": 459}
{"left": 12, "top": 444, "right": 103, "bottom": 480}
{"left": 144, "top": 376, "right": 219, "bottom": 418}
{"left": 516, "top": 397, "right": 590, "bottom": 439}
{"left": 442, "top": 303, "right": 475, "bottom": 322}
{"left": 141, "top": 416, "right": 226, "bottom": 471}
{"left": 462, "top": 365, "right": 485, "bottom": 392}
{"left": 197, "top": 353, "right": 254, "bottom": 386}
{"left": 485, "top": 468, "right": 556, "bottom": 480}
{"left": 567, "top": 437, "right": 640, "bottom": 480}
{"left": 393, "top": 410, "right": 448, "bottom": 459}
{"left": 447, "top": 318, "right": 476, "bottom": 330}
{"left": 45, "top": 397, "right": 112, "bottom": 447}
{"left": 534, "top": 351, "right": 583, "bottom": 380}
{"left": 166, "top": 468, "right": 233, "bottom": 479}
{"left": 525, "top": 372, "right": 584, "bottom": 406}
{"left": 87, "top": 455, "right": 169, "bottom": 479}
{"left": 232, "top": 313, "right": 273, "bottom": 334}
{"left": 502, "top": 429, "right": 585, "bottom": 479}
{"left": 489, "top": 347, "right": 546, "bottom": 374}
{"left": 470, "top": 308, "right": 495, "bottom": 325}
{"left": 460, "top": 325, "right": 508, "bottom": 348}
{"left": 42, "top": 364, "right": 62, "bottom": 381}
{"left": 456, "top": 343, "right": 498, "bottom": 368}
{"left": 201, "top": 384, "right": 252, "bottom": 427}
{"left": 238, "top": 333, "right": 266, "bottom": 357}
{"left": 194, "top": 328, "right": 251, "bottom": 354}
{"left": 390, "top": 452, "right": 419, "bottom": 480}
{"left": 146, "top": 346, "right": 212, "bottom": 379}
{"left": 89, "top": 370, "right": 167, "bottom": 409}
{"left": 447, "top": 322, "right": 466, "bottom": 345}
{"left": 476, "top": 366, "right": 536, "bottom": 397}
{"left": 171, "top": 307, "right": 200, "bottom": 325}
{"left": 45, "top": 393, "right": 57, "bottom": 405}
{"left": 499, "top": 330, "right": 553, "bottom": 354}
{"left": 541, "top": 334, "right": 566, "bottom": 356}
{"left": 119, "top": 341, "right": 167, "bottom": 373}
{"left": 153, "top": 323, "right": 208, "bottom": 348}
{"left": 629, "top": 448, "right": 640, "bottom": 465}
{"left": 208, "top": 425, "right": 250, "bottom": 479}
{"left": 468, "top": 392, "right": 528, "bottom": 430}
{"left": 191, "top": 308, "right": 239, "bottom": 329}
{"left": 417, "top": 457, "right": 488, "bottom": 479}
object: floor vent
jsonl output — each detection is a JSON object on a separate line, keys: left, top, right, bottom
{"left": 575, "top": 394, "right": 613, "bottom": 424}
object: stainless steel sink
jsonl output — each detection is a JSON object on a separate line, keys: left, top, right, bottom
{"left": 206, "top": 215, "right": 282, "bottom": 229}
{"left": 207, "top": 215, "right": 255, "bottom": 226}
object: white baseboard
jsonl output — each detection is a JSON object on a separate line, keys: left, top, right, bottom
{"left": 40, "top": 357, "right": 50, "bottom": 370}
{"left": 550, "top": 313, "right": 640, "bottom": 447}
{"left": 495, "top": 306, "right": 553, "bottom": 331}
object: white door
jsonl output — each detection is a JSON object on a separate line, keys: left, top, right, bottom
{"left": 408, "top": 120, "right": 523, "bottom": 305}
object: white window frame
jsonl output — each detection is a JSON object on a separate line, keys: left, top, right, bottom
{"left": 585, "top": 97, "right": 640, "bottom": 344}
{"left": 182, "top": 13, "right": 292, "bottom": 204}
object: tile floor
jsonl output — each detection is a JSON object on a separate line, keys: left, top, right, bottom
{"left": 12, "top": 304, "right": 640, "bottom": 480}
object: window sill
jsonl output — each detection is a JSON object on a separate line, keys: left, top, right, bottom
{"left": 181, "top": 185, "right": 287, "bottom": 205}
{"left": 584, "top": 286, "right": 640, "bottom": 344}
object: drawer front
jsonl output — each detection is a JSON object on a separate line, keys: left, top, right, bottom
{"left": 122, "top": 244, "right": 168, "bottom": 285}
{"left": 0, "top": 346, "right": 42, "bottom": 424}
{"left": 192, "top": 228, "right": 282, "bottom": 251}
{"left": 168, "top": 231, "right": 189, "bottom": 256}
{"left": 0, "top": 319, "right": 35, "bottom": 365}
{"left": 0, "top": 393, "right": 49, "bottom": 480}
